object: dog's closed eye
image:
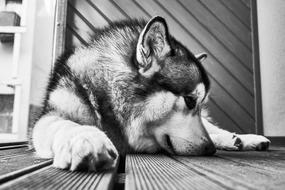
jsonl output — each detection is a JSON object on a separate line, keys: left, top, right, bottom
{"left": 184, "top": 96, "right": 196, "bottom": 110}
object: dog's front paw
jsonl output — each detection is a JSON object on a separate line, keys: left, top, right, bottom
{"left": 210, "top": 133, "right": 242, "bottom": 150}
{"left": 237, "top": 134, "right": 270, "bottom": 151}
{"left": 52, "top": 126, "right": 118, "bottom": 171}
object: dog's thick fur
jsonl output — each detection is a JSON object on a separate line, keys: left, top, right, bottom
{"left": 33, "top": 16, "right": 270, "bottom": 171}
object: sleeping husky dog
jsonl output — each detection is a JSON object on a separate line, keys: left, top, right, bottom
{"left": 33, "top": 16, "right": 270, "bottom": 171}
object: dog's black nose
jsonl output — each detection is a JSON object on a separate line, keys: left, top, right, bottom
{"left": 203, "top": 143, "right": 216, "bottom": 156}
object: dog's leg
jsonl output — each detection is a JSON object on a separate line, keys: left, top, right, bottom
{"left": 202, "top": 118, "right": 270, "bottom": 151}
{"left": 33, "top": 88, "right": 118, "bottom": 171}
{"left": 202, "top": 118, "right": 242, "bottom": 150}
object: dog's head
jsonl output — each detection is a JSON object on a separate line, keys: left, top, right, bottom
{"left": 127, "top": 16, "right": 215, "bottom": 155}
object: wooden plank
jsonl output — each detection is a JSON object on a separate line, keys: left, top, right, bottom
{"left": 207, "top": 101, "right": 244, "bottom": 134}
{"left": 0, "top": 147, "right": 52, "bottom": 184}
{"left": 88, "top": 0, "right": 126, "bottom": 21}
{"left": 210, "top": 79, "right": 255, "bottom": 133}
{"left": 126, "top": 154, "right": 228, "bottom": 190}
{"left": 175, "top": 0, "right": 252, "bottom": 64}
{"left": 216, "top": 147, "right": 285, "bottom": 172}
{"left": 0, "top": 146, "right": 119, "bottom": 189}
{"left": 112, "top": 0, "right": 150, "bottom": 20}
{"left": 0, "top": 147, "right": 30, "bottom": 157}
{"left": 200, "top": 0, "right": 251, "bottom": 48}
{"left": 127, "top": 150, "right": 285, "bottom": 190}
{"left": 241, "top": 0, "right": 250, "bottom": 8}
{"left": 66, "top": 3, "right": 94, "bottom": 44}
{"left": 219, "top": 0, "right": 251, "bottom": 29}
{"left": 0, "top": 141, "right": 27, "bottom": 149}
{"left": 174, "top": 150, "right": 285, "bottom": 190}
{"left": 0, "top": 164, "right": 118, "bottom": 190}
{"left": 68, "top": 0, "right": 109, "bottom": 28}
{"left": 0, "top": 147, "right": 49, "bottom": 172}
{"left": 65, "top": 25, "right": 87, "bottom": 48}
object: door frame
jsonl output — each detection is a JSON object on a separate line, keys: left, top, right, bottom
{"left": 251, "top": 0, "right": 263, "bottom": 135}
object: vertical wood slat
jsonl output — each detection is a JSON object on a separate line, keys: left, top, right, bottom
{"left": 250, "top": 0, "right": 263, "bottom": 135}
{"left": 53, "top": 0, "right": 68, "bottom": 65}
{"left": 65, "top": 0, "right": 259, "bottom": 134}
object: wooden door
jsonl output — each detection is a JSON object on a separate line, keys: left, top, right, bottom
{"left": 64, "top": 0, "right": 261, "bottom": 134}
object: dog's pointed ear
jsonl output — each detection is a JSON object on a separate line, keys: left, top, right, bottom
{"left": 136, "top": 16, "right": 172, "bottom": 77}
{"left": 195, "top": 53, "right": 207, "bottom": 62}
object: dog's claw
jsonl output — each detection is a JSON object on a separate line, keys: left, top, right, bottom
{"left": 256, "top": 141, "right": 270, "bottom": 151}
{"left": 108, "top": 149, "right": 118, "bottom": 160}
{"left": 234, "top": 136, "right": 243, "bottom": 150}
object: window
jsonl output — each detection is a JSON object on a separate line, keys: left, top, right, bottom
{"left": 0, "top": 0, "right": 34, "bottom": 143}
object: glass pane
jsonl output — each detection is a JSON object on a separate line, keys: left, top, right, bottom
{"left": 0, "top": 94, "right": 14, "bottom": 133}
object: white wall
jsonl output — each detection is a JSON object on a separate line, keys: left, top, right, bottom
{"left": 29, "top": 0, "right": 56, "bottom": 106}
{"left": 258, "top": 0, "right": 285, "bottom": 136}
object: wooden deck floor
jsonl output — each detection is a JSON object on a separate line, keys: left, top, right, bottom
{"left": 126, "top": 148, "right": 285, "bottom": 190}
{"left": 0, "top": 145, "right": 284, "bottom": 190}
